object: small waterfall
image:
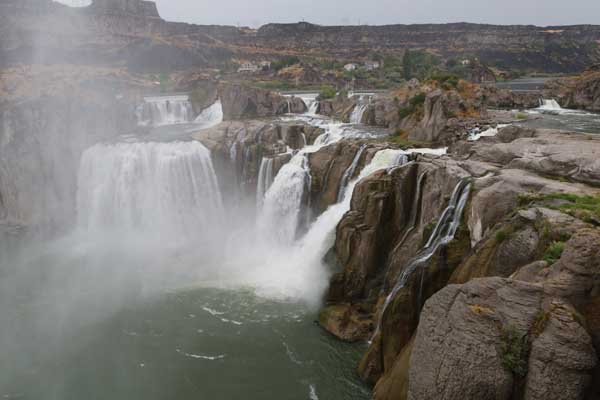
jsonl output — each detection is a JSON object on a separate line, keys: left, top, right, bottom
{"left": 257, "top": 154, "right": 310, "bottom": 245}
{"left": 76, "top": 141, "right": 223, "bottom": 238}
{"left": 467, "top": 124, "right": 508, "bottom": 141}
{"left": 349, "top": 96, "right": 369, "bottom": 124}
{"left": 538, "top": 98, "right": 563, "bottom": 111}
{"left": 136, "top": 95, "right": 194, "bottom": 127}
{"left": 292, "top": 149, "right": 411, "bottom": 281}
{"left": 373, "top": 179, "right": 471, "bottom": 338}
{"left": 337, "top": 144, "right": 367, "bottom": 202}
{"left": 307, "top": 101, "right": 320, "bottom": 115}
{"left": 194, "top": 100, "right": 223, "bottom": 129}
{"left": 256, "top": 157, "right": 274, "bottom": 209}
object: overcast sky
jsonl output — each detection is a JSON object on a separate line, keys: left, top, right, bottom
{"left": 151, "top": 0, "right": 600, "bottom": 28}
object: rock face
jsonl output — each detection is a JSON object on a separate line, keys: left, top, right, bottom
{"left": 89, "top": 0, "right": 160, "bottom": 18}
{"left": 353, "top": 80, "right": 488, "bottom": 144}
{"left": 0, "top": 66, "right": 139, "bottom": 230}
{"left": 317, "top": 122, "right": 600, "bottom": 400}
{"left": 218, "top": 83, "right": 306, "bottom": 120}
{"left": 251, "top": 22, "right": 600, "bottom": 73}
{"left": 484, "top": 87, "right": 541, "bottom": 109}
{"left": 408, "top": 229, "right": 600, "bottom": 400}
{"left": 465, "top": 129, "right": 600, "bottom": 186}
{"left": 545, "top": 66, "right": 600, "bottom": 111}
{"left": 192, "top": 120, "right": 320, "bottom": 201}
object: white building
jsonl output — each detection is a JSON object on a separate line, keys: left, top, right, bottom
{"left": 344, "top": 63, "right": 358, "bottom": 72}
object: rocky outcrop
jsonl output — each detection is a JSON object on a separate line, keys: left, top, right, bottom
{"left": 192, "top": 120, "right": 320, "bottom": 200}
{"left": 464, "top": 129, "right": 600, "bottom": 186}
{"left": 318, "top": 123, "right": 600, "bottom": 399}
{"left": 0, "top": 66, "right": 139, "bottom": 230}
{"left": 408, "top": 228, "right": 600, "bottom": 400}
{"left": 89, "top": 0, "right": 160, "bottom": 18}
{"left": 544, "top": 66, "right": 600, "bottom": 112}
{"left": 484, "top": 87, "right": 541, "bottom": 109}
{"left": 362, "top": 81, "right": 488, "bottom": 144}
{"left": 218, "top": 83, "right": 306, "bottom": 120}
{"left": 307, "top": 141, "right": 386, "bottom": 213}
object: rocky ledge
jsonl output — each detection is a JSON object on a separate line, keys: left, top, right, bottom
{"left": 317, "top": 125, "right": 600, "bottom": 400}
{"left": 545, "top": 65, "right": 600, "bottom": 112}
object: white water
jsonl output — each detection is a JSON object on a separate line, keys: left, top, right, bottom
{"left": 257, "top": 154, "right": 310, "bottom": 245}
{"left": 373, "top": 180, "right": 471, "bottom": 337}
{"left": 538, "top": 98, "right": 563, "bottom": 111}
{"left": 137, "top": 95, "right": 195, "bottom": 127}
{"left": 256, "top": 157, "right": 275, "bottom": 209}
{"left": 468, "top": 124, "right": 508, "bottom": 141}
{"left": 194, "top": 101, "right": 223, "bottom": 130}
{"left": 76, "top": 141, "right": 223, "bottom": 240}
{"left": 337, "top": 145, "right": 367, "bottom": 202}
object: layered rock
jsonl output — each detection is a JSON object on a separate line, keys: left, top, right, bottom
{"left": 318, "top": 123, "right": 600, "bottom": 399}
{"left": 218, "top": 83, "right": 306, "bottom": 120}
{"left": 192, "top": 120, "right": 321, "bottom": 201}
{"left": 361, "top": 80, "right": 488, "bottom": 143}
{"left": 0, "top": 66, "right": 140, "bottom": 231}
{"left": 544, "top": 66, "right": 600, "bottom": 111}
{"left": 409, "top": 228, "right": 600, "bottom": 400}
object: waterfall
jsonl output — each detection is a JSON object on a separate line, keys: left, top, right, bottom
{"left": 373, "top": 179, "right": 471, "bottom": 338}
{"left": 467, "top": 124, "right": 508, "bottom": 141}
{"left": 337, "top": 144, "right": 367, "bottom": 202}
{"left": 538, "top": 98, "right": 563, "bottom": 111}
{"left": 194, "top": 101, "right": 223, "bottom": 129}
{"left": 291, "top": 149, "right": 411, "bottom": 283}
{"left": 350, "top": 104, "right": 367, "bottom": 124}
{"left": 307, "top": 101, "right": 320, "bottom": 115}
{"left": 137, "top": 95, "right": 195, "bottom": 127}
{"left": 76, "top": 141, "right": 223, "bottom": 239}
{"left": 256, "top": 157, "right": 274, "bottom": 209}
{"left": 349, "top": 96, "right": 369, "bottom": 124}
{"left": 257, "top": 154, "right": 310, "bottom": 245}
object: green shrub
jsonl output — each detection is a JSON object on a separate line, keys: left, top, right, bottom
{"left": 495, "top": 229, "right": 509, "bottom": 243}
{"left": 543, "top": 241, "right": 565, "bottom": 264}
{"left": 515, "top": 112, "right": 528, "bottom": 119}
{"left": 500, "top": 326, "right": 529, "bottom": 377}
{"left": 398, "top": 92, "right": 426, "bottom": 119}
{"left": 318, "top": 85, "right": 337, "bottom": 100}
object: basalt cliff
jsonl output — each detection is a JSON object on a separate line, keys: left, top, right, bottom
{"left": 2, "top": 0, "right": 600, "bottom": 74}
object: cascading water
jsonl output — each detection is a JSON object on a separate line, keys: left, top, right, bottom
{"left": 373, "top": 179, "right": 471, "bottom": 338}
{"left": 337, "top": 144, "right": 368, "bottom": 202}
{"left": 76, "top": 140, "right": 223, "bottom": 239}
{"left": 137, "top": 95, "right": 195, "bottom": 127}
{"left": 349, "top": 95, "right": 371, "bottom": 124}
{"left": 256, "top": 157, "right": 274, "bottom": 209}
{"left": 538, "top": 98, "right": 563, "bottom": 112}
{"left": 194, "top": 100, "right": 224, "bottom": 129}
{"left": 467, "top": 124, "right": 508, "bottom": 141}
{"left": 257, "top": 154, "right": 310, "bottom": 245}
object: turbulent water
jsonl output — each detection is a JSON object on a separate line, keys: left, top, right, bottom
{"left": 137, "top": 95, "right": 196, "bottom": 127}
{"left": 2, "top": 99, "right": 409, "bottom": 399}
{"left": 520, "top": 99, "right": 600, "bottom": 134}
